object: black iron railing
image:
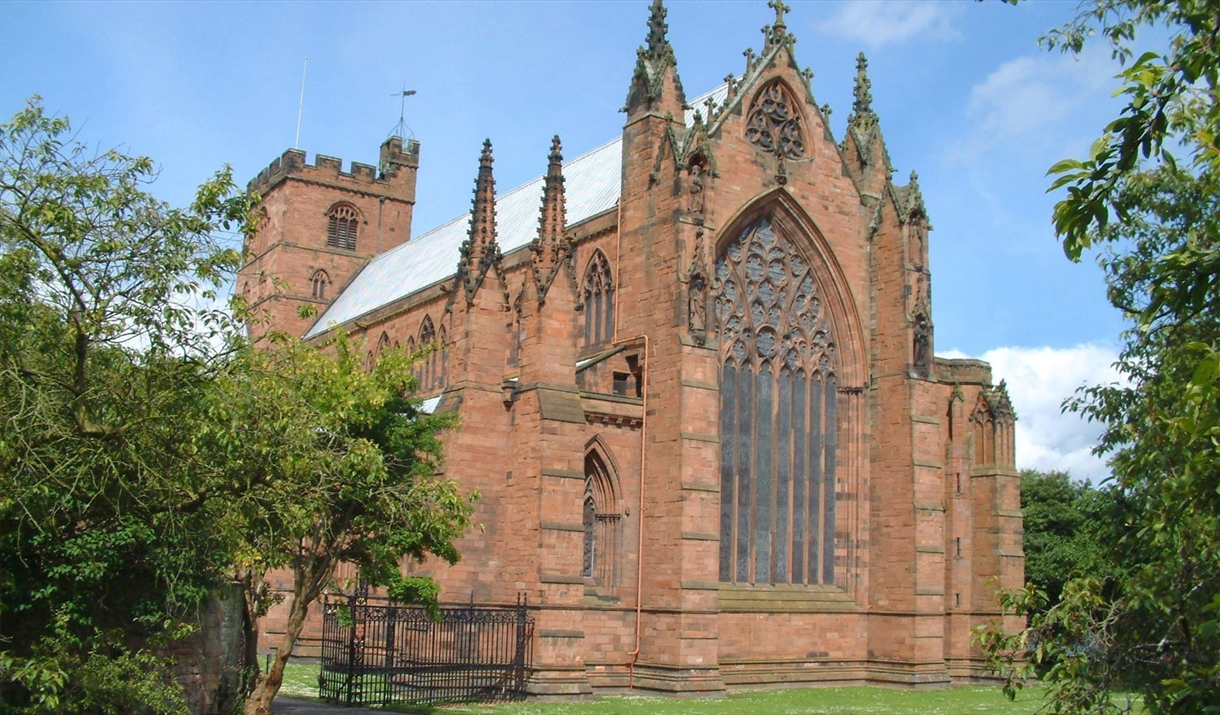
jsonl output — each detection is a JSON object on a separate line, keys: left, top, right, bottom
{"left": 319, "top": 593, "right": 534, "bottom": 707}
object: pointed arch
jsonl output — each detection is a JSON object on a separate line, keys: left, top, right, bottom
{"left": 971, "top": 392, "right": 997, "bottom": 466}
{"left": 712, "top": 190, "right": 863, "bottom": 589}
{"left": 583, "top": 437, "right": 624, "bottom": 589}
{"left": 418, "top": 315, "right": 436, "bottom": 390}
{"left": 437, "top": 324, "right": 449, "bottom": 387}
{"left": 325, "top": 202, "right": 360, "bottom": 251}
{"left": 581, "top": 250, "right": 614, "bottom": 348}
{"left": 311, "top": 269, "right": 331, "bottom": 300}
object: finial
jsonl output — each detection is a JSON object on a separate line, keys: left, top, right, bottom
{"left": 743, "top": 48, "right": 756, "bottom": 74}
{"left": 480, "top": 138, "right": 494, "bottom": 167}
{"left": 768, "top": 0, "right": 790, "bottom": 33}
{"left": 646, "top": 0, "right": 669, "bottom": 57}
{"left": 853, "top": 52, "right": 873, "bottom": 116}
{"left": 548, "top": 135, "right": 563, "bottom": 167}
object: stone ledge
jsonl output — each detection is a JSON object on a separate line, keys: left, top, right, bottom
{"left": 538, "top": 628, "right": 584, "bottom": 639}
{"left": 680, "top": 481, "right": 719, "bottom": 492}
{"left": 540, "top": 573, "right": 583, "bottom": 584}
{"left": 681, "top": 531, "right": 719, "bottom": 542}
{"left": 681, "top": 431, "right": 719, "bottom": 443}
{"left": 541, "top": 521, "right": 584, "bottom": 533}
{"left": 542, "top": 467, "right": 584, "bottom": 480}
{"left": 680, "top": 378, "right": 718, "bottom": 390}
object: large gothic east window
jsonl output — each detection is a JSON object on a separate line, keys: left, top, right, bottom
{"left": 715, "top": 216, "right": 837, "bottom": 586}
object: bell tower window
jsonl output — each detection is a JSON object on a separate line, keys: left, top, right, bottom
{"left": 326, "top": 204, "right": 359, "bottom": 251}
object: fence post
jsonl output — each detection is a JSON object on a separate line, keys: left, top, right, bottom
{"left": 345, "top": 590, "right": 357, "bottom": 706}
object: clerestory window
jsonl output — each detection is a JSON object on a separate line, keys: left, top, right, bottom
{"left": 582, "top": 251, "right": 614, "bottom": 348}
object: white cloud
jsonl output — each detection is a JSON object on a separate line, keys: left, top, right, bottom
{"left": 951, "top": 45, "right": 1117, "bottom": 161}
{"left": 816, "top": 1, "right": 962, "bottom": 48}
{"left": 941, "top": 344, "right": 1123, "bottom": 483}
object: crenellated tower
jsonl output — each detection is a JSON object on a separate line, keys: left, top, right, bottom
{"left": 239, "top": 137, "right": 419, "bottom": 341}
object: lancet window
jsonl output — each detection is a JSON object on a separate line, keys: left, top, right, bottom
{"left": 745, "top": 81, "right": 805, "bottom": 160}
{"left": 715, "top": 216, "right": 837, "bottom": 586}
{"left": 311, "top": 269, "right": 330, "bottom": 300}
{"left": 417, "top": 316, "right": 436, "bottom": 390}
{"left": 582, "top": 251, "right": 615, "bottom": 348}
{"left": 583, "top": 448, "right": 622, "bottom": 588}
{"left": 326, "top": 204, "right": 359, "bottom": 251}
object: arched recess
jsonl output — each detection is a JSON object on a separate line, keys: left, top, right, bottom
{"left": 583, "top": 436, "right": 624, "bottom": 589}
{"left": 712, "top": 189, "right": 865, "bottom": 592}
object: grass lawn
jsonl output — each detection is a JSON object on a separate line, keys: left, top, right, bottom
{"left": 277, "top": 662, "right": 1046, "bottom": 714}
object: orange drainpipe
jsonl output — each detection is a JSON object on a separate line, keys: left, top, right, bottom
{"left": 611, "top": 197, "right": 648, "bottom": 690}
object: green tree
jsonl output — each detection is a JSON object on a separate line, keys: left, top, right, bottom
{"left": 1019, "top": 470, "right": 1111, "bottom": 608}
{"left": 219, "top": 334, "right": 472, "bottom": 715}
{"left": 979, "top": 1, "right": 1220, "bottom": 712}
{"left": 0, "top": 98, "right": 252, "bottom": 713}
{"left": 0, "top": 100, "right": 474, "bottom": 714}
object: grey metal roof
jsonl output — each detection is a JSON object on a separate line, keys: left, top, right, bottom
{"left": 306, "top": 85, "right": 727, "bottom": 339}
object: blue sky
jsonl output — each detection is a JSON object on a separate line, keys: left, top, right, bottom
{"left": 0, "top": 0, "right": 1141, "bottom": 481}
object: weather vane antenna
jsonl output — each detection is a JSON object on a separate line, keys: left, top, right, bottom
{"left": 294, "top": 58, "right": 308, "bottom": 149}
{"left": 389, "top": 84, "right": 417, "bottom": 140}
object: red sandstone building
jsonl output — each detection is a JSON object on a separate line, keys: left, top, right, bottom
{"left": 241, "top": 0, "right": 1022, "bottom": 694}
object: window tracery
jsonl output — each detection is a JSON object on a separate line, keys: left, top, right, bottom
{"left": 582, "top": 251, "right": 615, "bottom": 348}
{"left": 715, "top": 216, "right": 837, "bottom": 585}
{"left": 745, "top": 81, "right": 805, "bottom": 159}
{"left": 326, "top": 204, "right": 359, "bottom": 251}
{"left": 583, "top": 449, "right": 621, "bottom": 588}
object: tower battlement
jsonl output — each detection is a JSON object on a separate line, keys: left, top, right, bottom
{"left": 247, "top": 137, "right": 420, "bottom": 200}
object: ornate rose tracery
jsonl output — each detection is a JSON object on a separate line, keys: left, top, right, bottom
{"left": 745, "top": 82, "right": 805, "bottom": 159}
{"left": 715, "top": 216, "right": 837, "bottom": 586}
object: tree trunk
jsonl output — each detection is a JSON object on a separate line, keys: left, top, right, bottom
{"left": 243, "top": 596, "right": 310, "bottom": 715}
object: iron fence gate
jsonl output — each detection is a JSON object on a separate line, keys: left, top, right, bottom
{"left": 319, "top": 593, "right": 534, "bottom": 707}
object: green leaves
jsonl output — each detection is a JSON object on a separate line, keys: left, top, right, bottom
{"left": 983, "top": 1, "right": 1220, "bottom": 710}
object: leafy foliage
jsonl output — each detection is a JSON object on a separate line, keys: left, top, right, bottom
{"left": 1018, "top": 470, "right": 1112, "bottom": 608}
{"left": 0, "top": 98, "right": 251, "bottom": 713}
{"left": 223, "top": 334, "right": 473, "bottom": 714}
{"left": 978, "top": 1, "right": 1220, "bottom": 712}
{"left": 0, "top": 99, "right": 474, "bottom": 714}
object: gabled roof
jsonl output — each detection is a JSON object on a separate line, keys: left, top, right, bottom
{"left": 304, "top": 86, "right": 728, "bottom": 339}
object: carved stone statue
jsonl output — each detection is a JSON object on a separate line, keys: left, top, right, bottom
{"left": 689, "top": 270, "right": 707, "bottom": 342}
{"left": 913, "top": 311, "right": 932, "bottom": 377}
{"left": 688, "top": 162, "right": 706, "bottom": 215}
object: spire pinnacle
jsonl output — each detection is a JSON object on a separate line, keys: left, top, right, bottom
{"left": 906, "top": 169, "right": 925, "bottom": 217}
{"left": 531, "top": 135, "right": 569, "bottom": 303}
{"left": 460, "top": 138, "right": 500, "bottom": 301}
{"left": 645, "top": 0, "right": 669, "bottom": 58}
{"left": 853, "top": 52, "right": 873, "bottom": 116}
{"left": 624, "top": 0, "right": 685, "bottom": 114}
{"left": 547, "top": 134, "right": 563, "bottom": 173}
{"left": 479, "top": 137, "right": 493, "bottom": 168}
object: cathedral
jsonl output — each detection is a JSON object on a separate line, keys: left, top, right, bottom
{"left": 240, "top": 0, "right": 1022, "bottom": 695}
